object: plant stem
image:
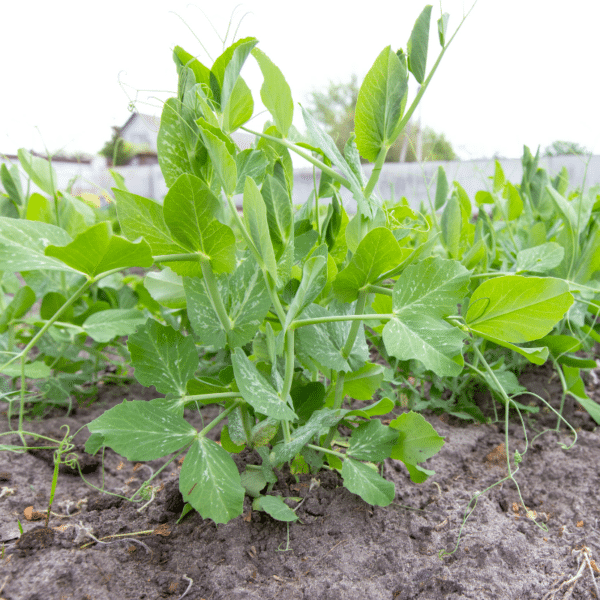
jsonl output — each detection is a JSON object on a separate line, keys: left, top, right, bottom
{"left": 241, "top": 127, "right": 352, "bottom": 192}
{"left": 363, "top": 146, "right": 389, "bottom": 201}
{"left": 198, "top": 400, "right": 242, "bottom": 438}
{"left": 365, "top": 284, "right": 393, "bottom": 296}
{"left": 182, "top": 392, "right": 241, "bottom": 403}
{"left": 290, "top": 313, "right": 393, "bottom": 330}
{"left": 279, "top": 329, "right": 295, "bottom": 444}
{"left": 306, "top": 443, "right": 345, "bottom": 459}
{"left": 153, "top": 253, "right": 205, "bottom": 264}
{"left": 341, "top": 290, "right": 368, "bottom": 359}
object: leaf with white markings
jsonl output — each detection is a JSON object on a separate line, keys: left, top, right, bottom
{"left": 341, "top": 458, "right": 395, "bottom": 507}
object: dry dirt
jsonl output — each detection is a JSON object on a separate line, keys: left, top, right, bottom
{"left": 1, "top": 365, "right": 599, "bottom": 600}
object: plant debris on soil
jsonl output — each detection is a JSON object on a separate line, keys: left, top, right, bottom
{"left": 1, "top": 366, "right": 600, "bottom": 600}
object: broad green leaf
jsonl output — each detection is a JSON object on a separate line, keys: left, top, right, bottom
{"left": 407, "top": 5, "right": 432, "bottom": 84}
{"left": 0, "top": 163, "right": 24, "bottom": 207}
{"left": 272, "top": 408, "right": 341, "bottom": 464}
{"left": 243, "top": 177, "right": 278, "bottom": 281}
{"left": 86, "top": 401, "right": 196, "bottom": 461}
{"left": 144, "top": 268, "right": 187, "bottom": 309}
{"left": 261, "top": 174, "right": 293, "bottom": 247}
{"left": 345, "top": 396, "right": 395, "bottom": 418}
{"left": 0, "top": 218, "right": 75, "bottom": 273}
{"left": 538, "top": 334, "right": 581, "bottom": 357}
{"left": 173, "top": 45, "right": 211, "bottom": 87}
{"left": 235, "top": 149, "right": 269, "bottom": 195}
{"left": 465, "top": 276, "right": 573, "bottom": 343}
{"left": 441, "top": 192, "right": 461, "bottom": 258}
{"left": 341, "top": 458, "right": 395, "bottom": 507}
{"left": 163, "top": 173, "right": 236, "bottom": 273}
{"left": 546, "top": 185, "right": 577, "bottom": 234}
{"left": 252, "top": 47, "right": 294, "bottom": 136}
{"left": 475, "top": 191, "right": 494, "bottom": 205}
{"left": 231, "top": 348, "right": 297, "bottom": 421}
{"left": 250, "top": 418, "right": 280, "bottom": 448}
{"left": 284, "top": 255, "right": 327, "bottom": 329}
{"left": 222, "top": 76, "right": 254, "bottom": 133}
{"left": 157, "top": 98, "right": 193, "bottom": 187}
{"left": 219, "top": 38, "right": 258, "bottom": 113}
{"left": 383, "top": 314, "right": 465, "bottom": 377}
{"left": 563, "top": 366, "right": 600, "bottom": 424}
{"left": 18, "top": 148, "right": 57, "bottom": 196}
{"left": 41, "top": 291, "right": 72, "bottom": 321}
{"left": 128, "top": 320, "right": 199, "bottom": 395}
{"left": 403, "top": 463, "right": 436, "bottom": 483}
{"left": 515, "top": 243, "right": 564, "bottom": 274}
{"left": 254, "top": 495, "right": 298, "bottom": 522}
{"left": 0, "top": 286, "right": 36, "bottom": 333}
{"left": 392, "top": 256, "right": 470, "bottom": 318}
{"left": 342, "top": 363, "right": 384, "bottom": 401}
{"left": 0, "top": 361, "right": 51, "bottom": 379}
{"left": 435, "top": 166, "right": 449, "bottom": 209}
{"left": 334, "top": 227, "right": 408, "bottom": 302}
{"left": 503, "top": 181, "right": 523, "bottom": 220}
{"left": 474, "top": 333, "right": 549, "bottom": 365}
{"left": 295, "top": 303, "right": 369, "bottom": 373}
{"left": 240, "top": 468, "right": 267, "bottom": 496}
{"left": 355, "top": 47, "right": 407, "bottom": 162}
{"left": 82, "top": 309, "right": 147, "bottom": 343}
{"left": 45, "top": 222, "right": 153, "bottom": 277}
{"left": 185, "top": 258, "right": 271, "bottom": 349}
{"left": 196, "top": 118, "right": 237, "bottom": 196}
{"left": 389, "top": 411, "right": 444, "bottom": 464}
{"left": 180, "top": 437, "right": 245, "bottom": 524}
{"left": 572, "top": 226, "right": 600, "bottom": 284}
{"left": 348, "top": 420, "right": 398, "bottom": 462}
{"left": 26, "top": 192, "right": 53, "bottom": 223}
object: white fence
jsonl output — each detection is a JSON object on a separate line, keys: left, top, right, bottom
{"left": 2, "top": 154, "right": 599, "bottom": 213}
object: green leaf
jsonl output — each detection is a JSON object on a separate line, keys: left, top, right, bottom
{"left": 235, "top": 149, "right": 269, "bottom": 195}
{"left": 196, "top": 118, "right": 238, "bottom": 196}
{"left": 219, "top": 38, "right": 258, "bottom": 113}
{"left": 0, "top": 361, "right": 51, "bottom": 379}
{"left": 180, "top": 437, "right": 245, "bottom": 524}
{"left": 127, "top": 319, "right": 199, "bottom": 395}
{"left": 173, "top": 45, "right": 211, "bottom": 87}
{"left": 407, "top": 5, "right": 433, "bottom": 84}
{"left": 163, "top": 173, "right": 236, "bottom": 273}
{"left": 342, "top": 363, "right": 385, "bottom": 401}
{"left": 392, "top": 257, "right": 471, "bottom": 318}
{"left": 295, "top": 303, "right": 369, "bottom": 372}
{"left": 355, "top": 47, "right": 407, "bottom": 162}
{"left": 348, "top": 420, "right": 398, "bottom": 462}
{"left": 254, "top": 495, "right": 298, "bottom": 522}
{"left": 144, "top": 268, "right": 187, "bottom": 309}
{"left": 271, "top": 408, "right": 341, "bottom": 464}
{"left": 515, "top": 243, "right": 564, "bottom": 274}
{"left": 465, "top": 276, "right": 574, "bottom": 343}
{"left": 231, "top": 348, "right": 297, "bottom": 421}
{"left": 0, "top": 286, "right": 36, "bottom": 333}
{"left": 563, "top": 366, "right": 600, "bottom": 425}
{"left": 243, "top": 177, "right": 278, "bottom": 281}
{"left": 403, "top": 463, "right": 436, "bottom": 483}
{"left": 86, "top": 401, "right": 196, "bottom": 461}
{"left": 250, "top": 418, "right": 280, "bottom": 448}
{"left": 334, "top": 227, "right": 408, "bottom": 302}
{"left": 18, "top": 149, "right": 58, "bottom": 196}
{"left": 240, "top": 468, "right": 266, "bottom": 497}
{"left": 0, "top": 218, "right": 75, "bottom": 273}
{"left": 345, "top": 396, "right": 395, "bottom": 418}
{"left": 252, "top": 48, "right": 294, "bottom": 136}
{"left": 285, "top": 255, "right": 327, "bottom": 329}
{"left": 222, "top": 76, "right": 254, "bottom": 133}
{"left": 82, "top": 309, "right": 147, "bottom": 343}
{"left": 475, "top": 334, "right": 549, "bottom": 365}
{"left": 435, "top": 166, "right": 449, "bottom": 209}
{"left": 389, "top": 411, "right": 444, "bottom": 464}
{"left": 438, "top": 12, "right": 450, "bottom": 46}
{"left": 45, "top": 222, "right": 153, "bottom": 277}
{"left": 383, "top": 314, "right": 464, "bottom": 377}
{"left": 1, "top": 163, "right": 24, "bottom": 208}
{"left": 503, "top": 181, "right": 523, "bottom": 220}
{"left": 341, "top": 458, "right": 395, "bottom": 507}
{"left": 261, "top": 174, "right": 293, "bottom": 247}
{"left": 441, "top": 192, "right": 462, "bottom": 258}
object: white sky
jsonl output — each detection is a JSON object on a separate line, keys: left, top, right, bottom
{"left": 1, "top": 0, "right": 598, "bottom": 161}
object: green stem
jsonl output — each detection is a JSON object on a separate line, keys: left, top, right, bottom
{"left": 153, "top": 253, "right": 205, "bottom": 264}
{"left": 280, "top": 329, "right": 295, "bottom": 444}
{"left": 306, "top": 443, "right": 345, "bottom": 459}
{"left": 365, "top": 284, "right": 393, "bottom": 296}
{"left": 198, "top": 400, "right": 242, "bottom": 438}
{"left": 200, "top": 261, "right": 232, "bottom": 336}
{"left": 241, "top": 127, "right": 352, "bottom": 192}
{"left": 363, "top": 146, "right": 389, "bottom": 201}
{"left": 183, "top": 392, "right": 241, "bottom": 403}
{"left": 341, "top": 290, "right": 368, "bottom": 359}
{"left": 290, "top": 313, "right": 393, "bottom": 330}
{"left": 313, "top": 166, "right": 321, "bottom": 241}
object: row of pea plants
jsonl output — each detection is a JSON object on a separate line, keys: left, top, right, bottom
{"left": 0, "top": 4, "right": 598, "bottom": 526}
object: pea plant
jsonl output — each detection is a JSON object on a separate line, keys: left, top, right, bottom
{"left": 0, "top": 4, "right": 586, "bottom": 526}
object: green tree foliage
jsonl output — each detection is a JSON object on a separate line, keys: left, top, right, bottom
{"left": 306, "top": 76, "right": 457, "bottom": 162}
{"left": 99, "top": 126, "right": 137, "bottom": 166}
{"left": 543, "top": 140, "right": 589, "bottom": 157}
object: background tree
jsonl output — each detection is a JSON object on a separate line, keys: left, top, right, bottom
{"left": 306, "top": 76, "right": 457, "bottom": 162}
{"left": 543, "top": 140, "right": 589, "bottom": 157}
{"left": 99, "top": 126, "right": 136, "bottom": 166}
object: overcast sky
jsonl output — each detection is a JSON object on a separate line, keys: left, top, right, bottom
{"left": 1, "top": 0, "right": 597, "bottom": 162}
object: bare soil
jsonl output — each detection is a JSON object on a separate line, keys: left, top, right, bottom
{"left": 1, "top": 365, "right": 599, "bottom": 600}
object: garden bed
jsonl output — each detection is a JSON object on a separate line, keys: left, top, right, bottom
{"left": 1, "top": 366, "right": 599, "bottom": 600}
